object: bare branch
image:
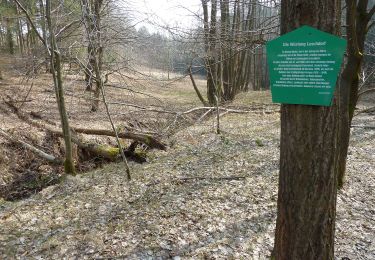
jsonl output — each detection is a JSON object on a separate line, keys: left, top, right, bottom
{"left": 355, "top": 106, "right": 375, "bottom": 116}
{"left": 368, "top": 4, "right": 375, "bottom": 20}
{"left": 13, "top": 0, "right": 47, "bottom": 48}
{"left": 56, "top": 19, "right": 82, "bottom": 38}
{"left": 188, "top": 65, "right": 209, "bottom": 106}
{"left": 359, "top": 87, "right": 375, "bottom": 97}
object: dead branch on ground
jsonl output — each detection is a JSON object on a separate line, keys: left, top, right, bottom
{"left": 72, "top": 127, "right": 166, "bottom": 150}
{"left": 3, "top": 98, "right": 166, "bottom": 163}
{"left": 0, "top": 128, "right": 63, "bottom": 164}
{"left": 4, "top": 98, "right": 166, "bottom": 149}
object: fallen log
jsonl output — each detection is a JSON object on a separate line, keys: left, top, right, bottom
{"left": 71, "top": 127, "right": 166, "bottom": 150}
{"left": 4, "top": 99, "right": 166, "bottom": 151}
{"left": 74, "top": 139, "right": 120, "bottom": 161}
{"left": 3, "top": 99, "right": 160, "bottom": 161}
{"left": 0, "top": 128, "right": 63, "bottom": 164}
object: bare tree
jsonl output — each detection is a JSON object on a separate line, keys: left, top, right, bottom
{"left": 201, "top": 0, "right": 218, "bottom": 105}
{"left": 14, "top": 0, "right": 76, "bottom": 175}
{"left": 337, "top": 0, "right": 375, "bottom": 188}
{"left": 200, "top": 0, "right": 279, "bottom": 104}
{"left": 80, "top": 0, "right": 104, "bottom": 112}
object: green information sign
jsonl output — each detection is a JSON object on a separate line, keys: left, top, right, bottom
{"left": 266, "top": 26, "right": 347, "bottom": 106}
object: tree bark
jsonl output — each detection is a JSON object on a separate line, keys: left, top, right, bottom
{"left": 188, "top": 65, "right": 209, "bottom": 106}
{"left": 273, "top": 1, "right": 341, "bottom": 259}
{"left": 15, "top": 4, "right": 24, "bottom": 54}
{"left": 201, "top": 0, "right": 218, "bottom": 105}
{"left": 38, "top": 0, "right": 49, "bottom": 71}
{"left": 46, "top": 0, "right": 76, "bottom": 175}
{"left": 80, "top": 0, "right": 104, "bottom": 111}
{"left": 336, "top": 0, "right": 374, "bottom": 188}
{"left": 220, "top": 0, "right": 230, "bottom": 101}
{"left": 6, "top": 17, "right": 14, "bottom": 55}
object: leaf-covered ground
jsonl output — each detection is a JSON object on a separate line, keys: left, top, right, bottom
{"left": 0, "top": 107, "right": 374, "bottom": 259}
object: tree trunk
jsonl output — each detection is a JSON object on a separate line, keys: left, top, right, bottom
{"left": 6, "top": 18, "right": 14, "bottom": 55}
{"left": 46, "top": 0, "right": 76, "bottom": 175}
{"left": 0, "top": 15, "right": 4, "bottom": 47}
{"left": 72, "top": 127, "right": 166, "bottom": 150}
{"left": 26, "top": 4, "right": 36, "bottom": 48}
{"left": 15, "top": 4, "right": 24, "bottom": 54}
{"left": 201, "top": 0, "right": 218, "bottom": 105}
{"left": 13, "top": 0, "right": 75, "bottom": 174}
{"left": 273, "top": 1, "right": 341, "bottom": 259}
{"left": 188, "top": 65, "right": 209, "bottom": 106}
{"left": 81, "top": 0, "right": 95, "bottom": 91}
{"left": 219, "top": 0, "right": 230, "bottom": 101}
{"left": 238, "top": 1, "right": 252, "bottom": 92}
{"left": 80, "top": 0, "right": 104, "bottom": 111}
{"left": 38, "top": 0, "right": 49, "bottom": 71}
{"left": 336, "top": 0, "right": 374, "bottom": 188}
{"left": 25, "top": 19, "right": 30, "bottom": 50}
{"left": 91, "top": 0, "right": 104, "bottom": 112}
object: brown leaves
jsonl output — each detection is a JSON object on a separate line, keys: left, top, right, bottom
{"left": 0, "top": 110, "right": 374, "bottom": 259}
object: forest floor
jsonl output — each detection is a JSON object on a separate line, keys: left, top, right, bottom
{"left": 0, "top": 55, "right": 375, "bottom": 259}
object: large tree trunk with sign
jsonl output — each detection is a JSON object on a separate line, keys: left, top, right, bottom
{"left": 272, "top": 1, "right": 342, "bottom": 259}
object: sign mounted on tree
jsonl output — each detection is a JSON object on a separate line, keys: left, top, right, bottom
{"left": 266, "top": 26, "right": 346, "bottom": 106}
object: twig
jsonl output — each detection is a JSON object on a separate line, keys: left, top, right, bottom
{"left": 7, "top": 99, "right": 33, "bottom": 103}
{"left": 197, "top": 109, "right": 213, "bottom": 122}
{"left": 56, "top": 19, "right": 81, "bottom": 38}
{"left": 18, "top": 83, "right": 34, "bottom": 110}
{"left": 88, "top": 54, "right": 132, "bottom": 179}
{"left": 355, "top": 106, "right": 375, "bottom": 116}
{"left": 358, "top": 87, "right": 375, "bottom": 97}
{"left": 65, "top": 91, "right": 278, "bottom": 115}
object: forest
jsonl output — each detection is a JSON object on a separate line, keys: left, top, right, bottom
{"left": 0, "top": 0, "right": 374, "bottom": 259}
